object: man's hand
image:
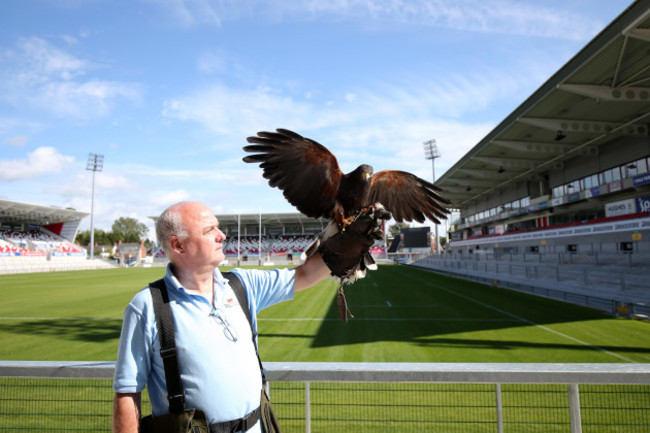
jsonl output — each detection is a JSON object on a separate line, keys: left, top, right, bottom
{"left": 319, "top": 203, "right": 391, "bottom": 280}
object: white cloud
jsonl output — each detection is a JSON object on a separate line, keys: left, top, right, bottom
{"left": 18, "top": 37, "right": 91, "bottom": 80}
{"left": 1, "top": 36, "right": 142, "bottom": 119}
{"left": 36, "top": 80, "right": 141, "bottom": 119}
{"left": 160, "top": 62, "right": 525, "bottom": 183}
{"left": 162, "top": 85, "right": 333, "bottom": 137}
{"left": 144, "top": 0, "right": 603, "bottom": 40}
{"left": 5, "top": 135, "right": 29, "bottom": 147}
{"left": 60, "top": 35, "right": 79, "bottom": 46}
{"left": 197, "top": 51, "right": 227, "bottom": 74}
{"left": 0, "top": 117, "right": 42, "bottom": 136}
{"left": 0, "top": 146, "right": 74, "bottom": 181}
{"left": 146, "top": 189, "right": 193, "bottom": 208}
{"left": 158, "top": 46, "right": 556, "bottom": 214}
{"left": 50, "top": 171, "right": 132, "bottom": 197}
{"left": 143, "top": 0, "right": 223, "bottom": 26}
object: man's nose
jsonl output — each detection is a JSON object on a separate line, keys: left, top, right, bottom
{"left": 216, "top": 229, "right": 226, "bottom": 241}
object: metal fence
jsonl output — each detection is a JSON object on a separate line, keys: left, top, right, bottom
{"left": 1, "top": 361, "right": 649, "bottom": 432}
{"left": 412, "top": 257, "right": 650, "bottom": 318}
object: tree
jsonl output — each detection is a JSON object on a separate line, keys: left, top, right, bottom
{"left": 388, "top": 222, "right": 410, "bottom": 239}
{"left": 111, "top": 217, "right": 149, "bottom": 243}
{"left": 75, "top": 229, "right": 112, "bottom": 247}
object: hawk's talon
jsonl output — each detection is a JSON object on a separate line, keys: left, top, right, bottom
{"left": 340, "top": 216, "right": 356, "bottom": 232}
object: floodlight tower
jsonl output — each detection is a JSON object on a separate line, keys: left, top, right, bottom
{"left": 423, "top": 139, "right": 441, "bottom": 254}
{"left": 86, "top": 153, "right": 104, "bottom": 260}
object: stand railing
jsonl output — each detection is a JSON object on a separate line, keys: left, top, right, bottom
{"left": 1, "top": 361, "right": 649, "bottom": 432}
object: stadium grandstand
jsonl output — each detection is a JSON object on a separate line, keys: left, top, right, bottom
{"left": 0, "top": 199, "right": 113, "bottom": 274}
{"left": 416, "top": 0, "right": 650, "bottom": 315}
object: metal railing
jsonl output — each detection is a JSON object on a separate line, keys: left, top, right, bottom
{"left": 412, "top": 257, "right": 650, "bottom": 318}
{"left": 1, "top": 361, "right": 649, "bottom": 432}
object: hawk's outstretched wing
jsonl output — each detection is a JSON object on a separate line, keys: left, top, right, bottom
{"left": 369, "top": 170, "right": 450, "bottom": 223}
{"left": 244, "top": 129, "right": 342, "bottom": 219}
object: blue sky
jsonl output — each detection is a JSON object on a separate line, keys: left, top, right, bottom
{"left": 0, "top": 0, "right": 634, "bottom": 239}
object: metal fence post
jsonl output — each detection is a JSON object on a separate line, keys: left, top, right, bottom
{"left": 305, "top": 381, "right": 311, "bottom": 433}
{"left": 495, "top": 383, "right": 504, "bottom": 433}
{"left": 568, "top": 384, "right": 582, "bottom": 433}
{"left": 620, "top": 272, "right": 626, "bottom": 291}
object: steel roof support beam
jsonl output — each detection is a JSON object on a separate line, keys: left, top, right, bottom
{"left": 473, "top": 156, "right": 546, "bottom": 170}
{"left": 455, "top": 168, "right": 506, "bottom": 178}
{"left": 518, "top": 117, "right": 648, "bottom": 136}
{"left": 445, "top": 178, "right": 495, "bottom": 188}
{"left": 557, "top": 83, "right": 650, "bottom": 102}
{"left": 626, "top": 28, "right": 650, "bottom": 42}
{"left": 491, "top": 139, "right": 597, "bottom": 156}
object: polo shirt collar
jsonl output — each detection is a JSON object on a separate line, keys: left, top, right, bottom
{"left": 163, "top": 263, "right": 230, "bottom": 306}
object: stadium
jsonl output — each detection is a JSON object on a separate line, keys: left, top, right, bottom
{"left": 1, "top": 1, "right": 650, "bottom": 432}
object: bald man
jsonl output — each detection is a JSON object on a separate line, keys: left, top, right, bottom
{"left": 112, "top": 201, "right": 385, "bottom": 433}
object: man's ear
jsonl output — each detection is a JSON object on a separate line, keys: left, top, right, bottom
{"left": 169, "top": 236, "right": 184, "bottom": 255}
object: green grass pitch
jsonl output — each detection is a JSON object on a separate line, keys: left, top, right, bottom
{"left": 0, "top": 264, "right": 648, "bottom": 363}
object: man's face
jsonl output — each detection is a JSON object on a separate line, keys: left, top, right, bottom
{"left": 177, "top": 203, "right": 226, "bottom": 268}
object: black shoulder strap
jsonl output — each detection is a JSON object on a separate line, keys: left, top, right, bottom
{"left": 149, "top": 278, "right": 186, "bottom": 413}
{"left": 222, "top": 271, "right": 266, "bottom": 385}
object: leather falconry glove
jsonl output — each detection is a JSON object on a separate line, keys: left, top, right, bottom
{"left": 318, "top": 203, "right": 392, "bottom": 322}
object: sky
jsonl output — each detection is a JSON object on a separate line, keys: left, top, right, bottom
{"left": 0, "top": 0, "right": 636, "bottom": 240}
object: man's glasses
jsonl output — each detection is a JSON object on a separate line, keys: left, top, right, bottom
{"left": 209, "top": 307, "right": 238, "bottom": 342}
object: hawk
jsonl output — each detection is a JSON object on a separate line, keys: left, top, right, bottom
{"left": 243, "top": 128, "right": 451, "bottom": 321}
{"left": 243, "top": 128, "right": 450, "bottom": 227}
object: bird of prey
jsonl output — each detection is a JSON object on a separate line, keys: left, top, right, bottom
{"left": 243, "top": 128, "right": 450, "bottom": 321}
{"left": 243, "top": 128, "right": 450, "bottom": 227}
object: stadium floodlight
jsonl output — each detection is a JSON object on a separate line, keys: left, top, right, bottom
{"left": 86, "top": 153, "right": 104, "bottom": 260}
{"left": 423, "top": 139, "right": 441, "bottom": 254}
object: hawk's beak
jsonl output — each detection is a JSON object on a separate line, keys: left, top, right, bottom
{"left": 364, "top": 173, "right": 372, "bottom": 181}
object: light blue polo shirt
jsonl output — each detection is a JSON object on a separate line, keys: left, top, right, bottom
{"left": 113, "top": 264, "right": 295, "bottom": 431}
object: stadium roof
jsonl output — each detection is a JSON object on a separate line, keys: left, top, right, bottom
{"left": 0, "top": 199, "right": 88, "bottom": 226}
{"left": 436, "top": 1, "right": 650, "bottom": 208}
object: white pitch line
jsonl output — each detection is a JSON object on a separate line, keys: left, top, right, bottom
{"left": 352, "top": 304, "right": 442, "bottom": 308}
{"left": 258, "top": 317, "right": 520, "bottom": 322}
{"left": 0, "top": 316, "right": 121, "bottom": 321}
{"left": 0, "top": 315, "right": 517, "bottom": 323}
{"left": 403, "top": 271, "right": 638, "bottom": 363}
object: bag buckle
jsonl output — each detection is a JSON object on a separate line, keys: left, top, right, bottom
{"left": 167, "top": 393, "right": 185, "bottom": 412}
{"left": 160, "top": 347, "right": 177, "bottom": 359}
{"left": 239, "top": 406, "right": 261, "bottom": 432}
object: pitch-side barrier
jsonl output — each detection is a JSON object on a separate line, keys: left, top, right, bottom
{"left": 1, "top": 361, "right": 649, "bottom": 432}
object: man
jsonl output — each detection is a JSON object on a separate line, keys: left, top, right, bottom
{"left": 112, "top": 201, "right": 386, "bottom": 432}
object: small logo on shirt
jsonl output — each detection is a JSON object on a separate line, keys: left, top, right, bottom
{"left": 225, "top": 297, "right": 240, "bottom": 308}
